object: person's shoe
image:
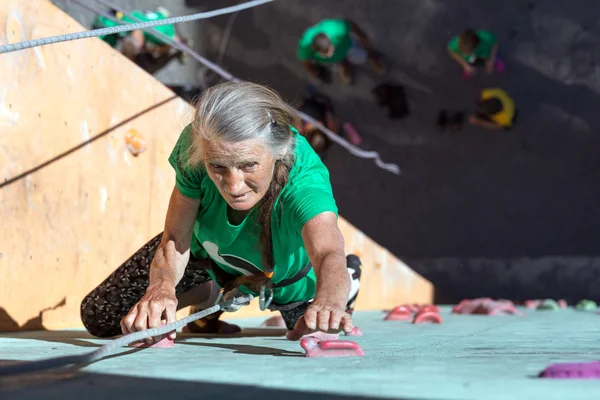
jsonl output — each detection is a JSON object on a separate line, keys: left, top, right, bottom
{"left": 436, "top": 110, "right": 448, "bottom": 131}
{"left": 185, "top": 307, "right": 241, "bottom": 334}
{"left": 346, "top": 254, "right": 362, "bottom": 314}
{"left": 450, "top": 112, "right": 465, "bottom": 132}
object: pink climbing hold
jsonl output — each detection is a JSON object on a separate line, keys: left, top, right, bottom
{"left": 346, "top": 326, "right": 363, "bottom": 336}
{"left": 558, "top": 299, "right": 568, "bottom": 308}
{"left": 412, "top": 310, "right": 442, "bottom": 324}
{"left": 300, "top": 336, "right": 365, "bottom": 358}
{"left": 130, "top": 335, "right": 174, "bottom": 348}
{"left": 384, "top": 305, "right": 412, "bottom": 321}
{"left": 453, "top": 298, "right": 523, "bottom": 316}
{"left": 129, "top": 323, "right": 175, "bottom": 348}
{"left": 539, "top": 361, "right": 600, "bottom": 379}
{"left": 525, "top": 299, "right": 542, "bottom": 309}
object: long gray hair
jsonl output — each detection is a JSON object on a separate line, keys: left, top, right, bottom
{"left": 185, "top": 81, "right": 299, "bottom": 291}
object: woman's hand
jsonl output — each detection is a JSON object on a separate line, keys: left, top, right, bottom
{"left": 286, "top": 300, "right": 353, "bottom": 341}
{"left": 120, "top": 282, "right": 178, "bottom": 343}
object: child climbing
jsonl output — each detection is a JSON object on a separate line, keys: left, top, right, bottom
{"left": 92, "top": 7, "right": 190, "bottom": 72}
{"left": 447, "top": 29, "right": 504, "bottom": 78}
{"left": 297, "top": 19, "right": 385, "bottom": 85}
{"left": 468, "top": 88, "right": 517, "bottom": 130}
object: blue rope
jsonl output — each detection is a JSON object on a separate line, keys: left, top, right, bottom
{"left": 0, "top": 0, "right": 274, "bottom": 54}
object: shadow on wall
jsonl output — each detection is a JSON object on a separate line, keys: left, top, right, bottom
{"left": 402, "top": 257, "right": 600, "bottom": 304}
{"left": 0, "top": 370, "right": 417, "bottom": 400}
{"left": 0, "top": 298, "right": 66, "bottom": 332}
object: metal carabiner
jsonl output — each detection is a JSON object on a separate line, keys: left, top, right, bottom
{"left": 259, "top": 282, "right": 274, "bottom": 311}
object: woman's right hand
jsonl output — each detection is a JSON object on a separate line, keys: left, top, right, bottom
{"left": 120, "top": 282, "right": 178, "bottom": 342}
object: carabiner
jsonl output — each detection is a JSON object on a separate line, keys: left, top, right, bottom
{"left": 259, "top": 283, "right": 274, "bottom": 311}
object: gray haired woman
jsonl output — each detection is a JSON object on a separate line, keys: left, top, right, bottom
{"left": 80, "top": 81, "right": 362, "bottom": 342}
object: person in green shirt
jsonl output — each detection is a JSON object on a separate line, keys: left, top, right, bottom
{"left": 80, "top": 81, "right": 363, "bottom": 342}
{"left": 92, "top": 8, "right": 189, "bottom": 68}
{"left": 447, "top": 29, "right": 504, "bottom": 78}
{"left": 297, "top": 19, "right": 385, "bottom": 85}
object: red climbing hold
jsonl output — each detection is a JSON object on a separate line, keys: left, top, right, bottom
{"left": 384, "top": 305, "right": 412, "bottom": 321}
{"left": 301, "top": 336, "right": 365, "bottom": 358}
{"left": 346, "top": 326, "right": 364, "bottom": 336}
{"left": 412, "top": 310, "right": 443, "bottom": 324}
{"left": 419, "top": 305, "right": 441, "bottom": 313}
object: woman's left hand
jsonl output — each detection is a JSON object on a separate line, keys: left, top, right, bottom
{"left": 285, "top": 301, "right": 353, "bottom": 341}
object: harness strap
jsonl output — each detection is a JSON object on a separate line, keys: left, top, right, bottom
{"left": 272, "top": 263, "right": 313, "bottom": 288}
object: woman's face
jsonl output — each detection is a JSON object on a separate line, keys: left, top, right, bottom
{"left": 201, "top": 137, "right": 275, "bottom": 211}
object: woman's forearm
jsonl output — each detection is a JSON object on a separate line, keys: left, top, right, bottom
{"left": 313, "top": 252, "right": 350, "bottom": 307}
{"left": 149, "top": 235, "right": 190, "bottom": 289}
{"left": 148, "top": 186, "right": 200, "bottom": 290}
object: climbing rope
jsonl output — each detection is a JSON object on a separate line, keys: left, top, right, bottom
{"left": 84, "top": 0, "right": 402, "bottom": 175}
{"left": 0, "top": 293, "right": 254, "bottom": 376}
{"left": 0, "top": 0, "right": 273, "bottom": 54}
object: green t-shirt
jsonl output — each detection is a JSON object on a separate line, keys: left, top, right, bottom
{"left": 447, "top": 30, "right": 497, "bottom": 63}
{"left": 297, "top": 19, "right": 353, "bottom": 64}
{"left": 93, "top": 9, "right": 176, "bottom": 47}
{"left": 168, "top": 124, "right": 339, "bottom": 305}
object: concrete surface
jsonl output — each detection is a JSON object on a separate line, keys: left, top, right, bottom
{"left": 53, "top": 0, "right": 600, "bottom": 301}
{"left": 2, "top": 308, "right": 600, "bottom": 399}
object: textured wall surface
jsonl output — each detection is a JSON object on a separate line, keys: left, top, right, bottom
{"left": 0, "top": 0, "right": 432, "bottom": 331}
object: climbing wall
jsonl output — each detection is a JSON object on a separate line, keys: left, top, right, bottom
{"left": 0, "top": 0, "right": 432, "bottom": 331}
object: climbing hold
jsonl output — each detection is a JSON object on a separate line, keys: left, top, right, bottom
{"left": 525, "top": 299, "right": 542, "bottom": 309}
{"left": 558, "top": 299, "right": 567, "bottom": 308}
{"left": 536, "top": 299, "right": 560, "bottom": 311}
{"left": 300, "top": 336, "right": 365, "bottom": 358}
{"left": 453, "top": 298, "right": 523, "bottom": 316}
{"left": 576, "top": 300, "right": 597, "bottom": 311}
{"left": 346, "top": 326, "right": 363, "bottom": 336}
{"left": 125, "top": 129, "right": 147, "bottom": 156}
{"left": 130, "top": 335, "right": 174, "bottom": 348}
{"left": 412, "top": 310, "right": 442, "bottom": 324}
{"left": 260, "top": 315, "right": 287, "bottom": 328}
{"left": 419, "top": 305, "right": 440, "bottom": 313}
{"left": 539, "top": 361, "right": 600, "bottom": 379}
{"left": 384, "top": 305, "right": 412, "bottom": 321}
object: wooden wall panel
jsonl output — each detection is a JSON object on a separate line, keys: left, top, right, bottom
{"left": 0, "top": 0, "right": 433, "bottom": 331}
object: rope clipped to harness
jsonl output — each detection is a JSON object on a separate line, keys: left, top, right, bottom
{"left": 0, "top": 293, "right": 254, "bottom": 377}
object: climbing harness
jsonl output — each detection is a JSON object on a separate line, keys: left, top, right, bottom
{"left": 0, "top": 293, "right": 254, "bottom": 377}
{"left": 257, "top": 262, "right": 314, "bottom": 311}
